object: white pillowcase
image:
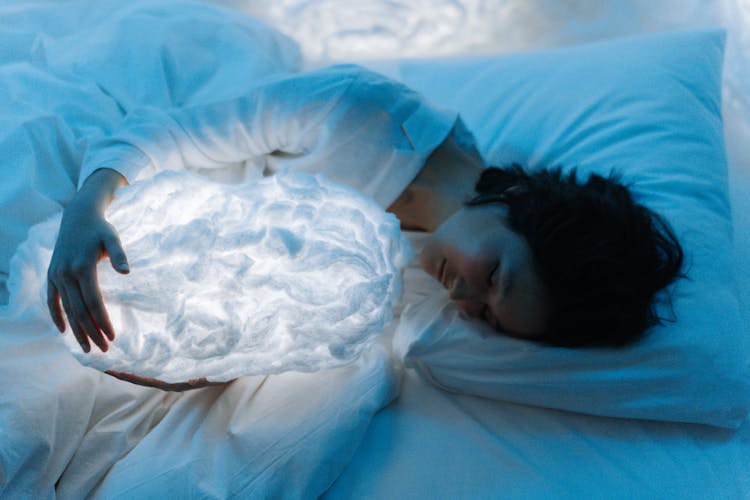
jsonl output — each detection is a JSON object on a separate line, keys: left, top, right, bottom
{"left": 377, "top": 30, "right": 750, "bottom": 428}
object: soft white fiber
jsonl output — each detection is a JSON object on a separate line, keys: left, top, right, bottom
{"left": 20, "top": 170, "right": 412, "bottom": 382}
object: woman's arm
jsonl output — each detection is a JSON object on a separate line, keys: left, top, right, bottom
{"left": 76, "top": 66, "right": 364, "bottom": 188}
{"left": 77, "top": 64, "right": 452, "bottom": 207}
{"left": 47, "top": 168, "right": 129, "bottom": 353}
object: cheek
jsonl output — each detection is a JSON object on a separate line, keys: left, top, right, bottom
{"left": 419, "top": 236, "right": 468, "bottom": 285}
{"left": 454, "top": 299, "right": 484, "bottom": 319}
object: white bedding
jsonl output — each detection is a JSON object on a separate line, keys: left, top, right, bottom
{"left": 0, "top": 306, "right": 399, "bottom": 498}
{"left": 0, "top": 2, "right": 399, "bottom": 497}
{"left": 327, "top": 367, "right": 750, "bottom": 499}
{"left": 1, "top": 0, "right": 749, "bottom": 498}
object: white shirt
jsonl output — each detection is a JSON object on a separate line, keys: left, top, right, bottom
{"left": 80, "top": 64, "right": 459, "bottom": 209}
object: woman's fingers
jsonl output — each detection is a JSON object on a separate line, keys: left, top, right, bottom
{"left": 68, "top": 286, "right": 103, "bottom": 352}
{"left": 46, "top": 280, "right": 66, "bottom": 333}
{"left": 65, "top": 281, "right": 109, "bottom": 353}
{"left": 58, "top": 284, "right": 91, "bottom": 353}
{"left": 103, "top": 228, "right": 129, "bottom": 274}
{"left": 79, "top": 271, "right": 115, "bottom": 342}
{"left": 49, "top": 269, "right": 111, "bottom": 352}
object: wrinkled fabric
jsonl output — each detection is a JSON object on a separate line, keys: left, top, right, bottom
{"left": 0, "top": 0, "right": 301, "bottom": 283}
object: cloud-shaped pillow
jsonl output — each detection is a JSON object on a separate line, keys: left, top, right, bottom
{"left": 10, "top": 170, "right": 412, "bottom": 382}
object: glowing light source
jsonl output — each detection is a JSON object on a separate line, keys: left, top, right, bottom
{"left": 63, "top": 169, "right": 412, "bottom": 382}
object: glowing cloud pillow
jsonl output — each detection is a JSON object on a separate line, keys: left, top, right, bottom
{"left": 376, "top": 30, "right": 750, "bottom": 428}
{"left": 13, "top": 169, "right": 412, "bottom": 383}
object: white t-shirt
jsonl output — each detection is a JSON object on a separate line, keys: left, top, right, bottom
{"left": 79, "top": 64, "right": 459, "bottom": 209}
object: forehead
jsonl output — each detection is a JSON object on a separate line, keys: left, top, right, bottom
{"left": 451, "top": 203, "right": 523, "bottom": 254}
{"left": 440, "top": 203, "right": 511, "bottom": 243}
{"left": 459, "top": 202, "right": 509, "bottom": 223}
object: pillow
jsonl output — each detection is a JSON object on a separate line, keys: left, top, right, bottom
{"left": 10, "top": 170, "right": 411, "bottom": 383}
{"left": 376, "top": 30, "right": 750, "bottom": 428}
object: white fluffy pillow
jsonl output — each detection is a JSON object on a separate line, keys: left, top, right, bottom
{"left": 8, "top": 170, "right": 412, "bottom": 382}
{"left": 378, "top": 30, "right": 750, "bottom": 428}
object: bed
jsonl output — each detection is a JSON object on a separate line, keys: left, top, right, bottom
{"left": 0, "top": 0, "right": 748, "bottom": 498}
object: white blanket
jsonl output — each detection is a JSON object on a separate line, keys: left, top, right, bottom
{"left": 0, "top": 1, "right": 400, "bottom": 497}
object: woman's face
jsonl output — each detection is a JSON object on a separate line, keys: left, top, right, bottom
{"left": 420, "top": 203, "right": 550, "bottom": 339}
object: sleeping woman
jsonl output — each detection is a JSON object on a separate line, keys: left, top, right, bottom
{"left": 45, "top": 64, "right": 683, "bottom": 387}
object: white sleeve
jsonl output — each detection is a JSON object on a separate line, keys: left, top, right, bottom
{"left": 260, "top": 67, "right": 459, "bottom": 207}
{"left": 77, "top": 66, "right": 362, "bottom": 188}
{"left": 78, "top": 64, "right": 458, "bottom": 208}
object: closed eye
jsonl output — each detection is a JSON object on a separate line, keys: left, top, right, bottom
{"left": 487, "top": 262, "right": 499, "bottom": 287}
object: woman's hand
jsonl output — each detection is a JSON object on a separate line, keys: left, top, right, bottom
{"left": 106, "top": 370, "right": 228, "bottom": 392}
{"left": 47, "top": 168, "right": 129, "bottom": 353}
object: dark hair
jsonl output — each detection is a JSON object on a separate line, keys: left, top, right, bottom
{"left": 467, "top": 164, "right": 685, "bottom": 348}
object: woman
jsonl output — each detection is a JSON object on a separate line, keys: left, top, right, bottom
{"left": 46, "top": 64, "right": 683, "bottom": 387}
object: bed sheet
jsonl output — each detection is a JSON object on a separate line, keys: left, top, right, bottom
{"left": 326, "top": 367, "right": 750, "bottom": 499}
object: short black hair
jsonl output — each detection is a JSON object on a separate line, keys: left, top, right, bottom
{"left": 467, "top": 164, "right": 685, "bottom": 348}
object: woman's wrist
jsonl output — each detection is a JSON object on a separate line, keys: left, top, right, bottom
{"left": 76, "top": 168, "right": 128, "bottom": 213}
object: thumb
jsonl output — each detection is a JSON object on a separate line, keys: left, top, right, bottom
{"left": 102, "top": 227, "right": 129, "bottom": 274}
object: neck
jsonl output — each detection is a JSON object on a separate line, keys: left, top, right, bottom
{"left": 388, "top": 133, "right": 485, "bottom": 232}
